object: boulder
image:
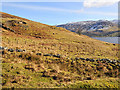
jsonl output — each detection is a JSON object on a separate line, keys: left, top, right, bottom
{"left": 2, "top": 51, "right": 5, "bottom": 55}
{"left": 67, "top": 57, "right": 70, "bottom": 60}
{"left": 96, "top": 60, "right": 98, "bottom": 62}
{"left": 113, "top": 60, "right": 117, "bottom": 63}
{"left": 8, "top": 48, "right": 14, "bottom": 52}
{"left": 75, "top": 57, "right": 79, "bottom": 60}
{"left": 117, "top": 64, "right": 120, "bottom": 67}
{"left": 53, "top": 54, "right": 61, "bottom": 58}
{"left": 86, "top": 58, "right": 90, "bottom": 61}
{"left": 100, "top": 59, "right": 104, "bottom": 61}
{"left": 19, "top": 21, "right": 27, "bottom": 24}
{"left": 80, "top": 58, "right": 85, "bottom": 60}
{"left": 23, "top": 49, "right": 26, "bottom": 52}
{"left": 0, "top": 46, "right": 4, "bottom": 50}
{"left": 36, "top": 53, "right": 41, "bottom": 56}
{"left": 16, "top": 49, "right": 23, "bottom": 52}
{"left": 111, "top": 60, "right": 116, "bottom": 64}
{"left": 117, "top": 60, "right": 120, "bottom": 63}
{"left": 90, "top": 59, "right": 95, "bottom": 62}
{"left": 44, "top": 54, "right": 52, "bottom": 56}
{"left": 108, "top": 60, "right": 113, "bottom": 63}
{"left": 4, "top": 47, "right": 8, "bottom": 50}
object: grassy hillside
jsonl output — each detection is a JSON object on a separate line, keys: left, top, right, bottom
{"left": 1, "top": 12, "right": 120, "bottom": 88}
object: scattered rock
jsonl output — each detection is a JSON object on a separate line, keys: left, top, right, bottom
{"left": 117, "top": 60, "right": 120, "bottom": 63}
{"left": 16, "top": 49, "right": 23, "bottom": 52}
{"left": 0, "top": 46, "right": 4, "bottom": 50}
{"left": 80, "top": 58, "right": 85, "bottom": 60}
{"left": 90, "top": 59, "right": 95, "bottom": 62}
{"left": 16, "top": 71, "right": 20, "bottom": 74}
{"left": 4, "top": 47, "right": 8, "bottom": 50}
{"left": 75, "top": 57, "right": 79, "bottom": 60}
{"left": 53, "top": 76, "right": 57, "bottom": 80}
{"left": 11, "top": 80, "right": 17, "bottom": 83}
{"left": 86, "top": 77, "right": 92, "bottom": 80}
{"left": 44, "top": 54, "right": 52, "bottom": 56}
{"left": 8, "top": 48, "right": 14, "bottom": 52}
{"left": 19, "top": 21, "right": 27, "bottom": 24}
{"left": 113, "top": 43, "right": 116, "bottom": 46}
{"left": 2, "top": 51, "right": 5, "bottom": 55}
{"left": 36, "top": 53, "right": 42, "bottom": 56}
{"left": 117, "top": 64, "right": 120, "bottom": 67}
{"left": 53, "top": 54, "right": 61, "bottom": 58}
{"left": 23, "top": 49, "right": 26, "bottom": 52}
{"left": 86, "top": 58, "right": 90, "bottom": 61}
{"left": 24, "top": 65, "right": 35, "bottom": 71}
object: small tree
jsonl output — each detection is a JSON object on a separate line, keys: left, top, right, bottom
{"left": 76, "top": 27, "right": 82, "bottom": 35}
{"left": 77, "top": 30, "right": 82, "bottom": 35}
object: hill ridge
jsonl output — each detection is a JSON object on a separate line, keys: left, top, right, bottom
{"left": 56, "top": 20, "right": 119, "bottom": 37}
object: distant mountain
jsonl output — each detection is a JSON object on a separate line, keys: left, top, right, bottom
{"left": 111, "top": 19, "right": 120, "bottom": 25}
{"left": 111, "top": 19, "right": 118, "bottom": 24}
{"left": 56, "top": 20, "right": 119, "bottom": 37}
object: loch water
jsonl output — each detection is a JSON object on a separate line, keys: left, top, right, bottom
{"left": 91, "top": 37, "right": 119, "bottom": 44}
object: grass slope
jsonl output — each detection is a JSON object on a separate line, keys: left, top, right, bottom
{"left": 1, "top": 12, "right": 120, "bottom": 88}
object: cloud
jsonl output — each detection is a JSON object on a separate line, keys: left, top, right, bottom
{"left": 84, "top": 10, "right": 117, "bottom": 16}
{"left": 4, "top": 3, "right": 84, "bottom": 13}
{"left": 3, "top": 3, "right": 117, "bottom": 16}
{"left": 83, "top": 0, "right": 119, "bottom": 8}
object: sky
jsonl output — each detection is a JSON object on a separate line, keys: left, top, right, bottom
{"left": 1, "top": 0, "right": 119, "bottom": 25}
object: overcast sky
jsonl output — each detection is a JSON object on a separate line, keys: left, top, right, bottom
{"left": 2, "top": 1, "right": 118, "bottom": 25}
